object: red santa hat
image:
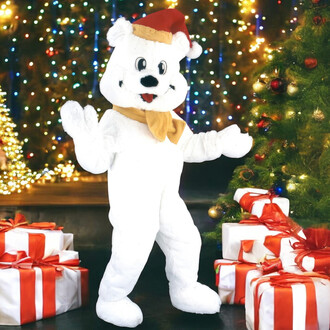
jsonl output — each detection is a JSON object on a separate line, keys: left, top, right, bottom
{"left": 132, "top": 9, "right": 202, "bottom": 59}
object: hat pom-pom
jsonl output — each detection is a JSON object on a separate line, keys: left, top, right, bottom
{"left": 187, "top": 41, "right": 202, "bottom": 59}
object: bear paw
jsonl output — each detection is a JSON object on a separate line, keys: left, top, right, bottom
{"left": 96, "top": 296, "right": 143, "bottom": 328}
{"left": 169, "top": 282, "right": 221, "bottom": 314}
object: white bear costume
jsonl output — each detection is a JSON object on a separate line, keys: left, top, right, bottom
{"left": 60, "top": 9, "right": 253, "bottom": 328}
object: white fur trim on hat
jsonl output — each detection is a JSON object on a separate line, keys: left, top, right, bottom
{"left": 187, "top": 41, "right": 202, "bottom": 59}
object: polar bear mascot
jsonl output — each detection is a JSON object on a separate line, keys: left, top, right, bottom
{"left": 60, "top": 9, "right": 252, "bottom": 328}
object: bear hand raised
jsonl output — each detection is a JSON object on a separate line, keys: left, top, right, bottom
{"left": 60, "top": 101, "right": 98, "bottom": 140}
{"left": 216, "top": 124, "right": 253, "bottom": 158}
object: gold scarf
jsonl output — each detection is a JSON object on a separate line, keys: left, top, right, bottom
{"left": 112, "top": 105, "right": 186, "bottom": 144}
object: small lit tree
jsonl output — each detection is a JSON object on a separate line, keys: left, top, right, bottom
{"left": 0, "top": 88, "right": 36, "bottom": 194}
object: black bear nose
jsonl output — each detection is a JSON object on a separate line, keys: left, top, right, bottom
{"left": 140, "top": 75, "right": 158, "bottom": 87}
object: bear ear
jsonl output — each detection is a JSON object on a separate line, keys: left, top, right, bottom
{"left": 172, "top": 32, "right": 202, "bottom": 59}
{"left": 107, "top": 17, "right": 133, "bottom": 47}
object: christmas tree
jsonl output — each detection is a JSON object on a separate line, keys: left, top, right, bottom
{"left": 207, "top": 0, "right": 329, "bottom": 240}
{"left": 0, "top": 88, "right": 36, "bottom": 194}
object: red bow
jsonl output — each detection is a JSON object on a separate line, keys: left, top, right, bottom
{"left": 0, "top": 213, "right": 63, "bottom": 233}
{"left": 292, "top": 227, "right": 330, "bottom": 275}
{"left": 239, "top": 191, "right": 275, "bottom": 213}
{"left": 36, "top": 254, "right": 80, "bottom": 268}
{"left": 260, "top": 257, "right": 283, "bottom": 274}
{"left": 0, "top": 213, "right": 28, "bottom": 232}
{"left": 240, "top": 203, "right": 302, "bottom": 235}
{"left": 0, "top": 251, "right": 80, "bottom": 274}
{"left": 0, "top": 251, "right": 33, "bottom": 269}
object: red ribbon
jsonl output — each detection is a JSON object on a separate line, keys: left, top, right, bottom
{"left": 253, "top": 272, "right": 329, "bottom": 330}
{"left": 80, "top": 268, "right": 89, "bottom": 306}
{"left": 214, "top": 260, "right": 257, "bottom": 304}
{"left": 263, "top": 233, "right": 290, "bottom": 257}
{"left": 238, "top": 240, "right": 255, "bottom": 262}
{"left": 20, "top": 268, "right": 37, "bottom": 324}
{"left": 292, "top": 228, "right": 330, "bottom": 274}
{"left": 239, "top": 191, "right": 275, "bottom": 213}
{"left": 34, "top": 254, "right": 81, "bottom": 277}
{"left": 240, "top": 203, "right": 302, "bottom": 235}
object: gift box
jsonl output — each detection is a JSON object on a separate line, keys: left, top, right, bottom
{"left": 234, "top": 188, "right": 290, "bottom": 218}
{"left": 214, "top": 259, "right": 261, "bottom": 304}
{"left": 0, "top": 214, "right": 74, "bottom": 259}
{"left": 245, "top": 271, "right": 330, "bottom": 330}
{"left": 222, "top": 223, "right": 299, "bottom": 264}
{"left": 0, "top": 228, "right": 72, "bottom": 260}
{"left": 0, "top": 250, "right": 89, "bottom": 326}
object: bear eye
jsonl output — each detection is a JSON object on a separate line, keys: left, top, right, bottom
{"left": 135, "top": 57, "right": 147, "bottom": 71}
{"left": 158, "top": 61, "right": 167, "bottom": 75}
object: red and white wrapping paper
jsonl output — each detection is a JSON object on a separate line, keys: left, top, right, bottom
{"left": 214, "top": 259, "right": 261, "bottom": 304}
{"left": 245, "top": 271, "right": 330, "bottom": 330}
{"left": 222, "top": 223, "right": 299, "bottom": 264}
{"left": 0, "top": 228, "right": 74, "bottom": 260}
{"left": 234, "top": 188, "right": 289, "bottom": 218}
{"left": 0, "top": 250, "right": 89, "bottom": 326}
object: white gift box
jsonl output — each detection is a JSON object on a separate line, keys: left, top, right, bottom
{"left": 234, "top": 188, "right": 290, "bottom": 218}
{"left": 214, "top": 259, "right": 261, "bottom": 304}
{"left": 245, "top": 271, "right": 330, "bottom": 330}
{"left": 222, "top": 223, "right": 297, "bottom": 263}
{"left": 0, "top": 250, "right": 88, "bottom": 326}
{"left": 0, "top": 227, "right": 74, "bottom": 259}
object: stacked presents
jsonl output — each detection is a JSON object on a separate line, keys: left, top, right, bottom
{"left": 0, "top": 213, "right": 88, "bottom": 326}
{"left": 214, "top": 188, "right": 330, "bottom": 330}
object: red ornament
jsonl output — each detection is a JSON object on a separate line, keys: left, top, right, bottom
{"left": 311, "top": 0, "right": 320, "bottom": 3}
{"left": 254, "top": 153, "right": 266, "bottom": 161}
{"left": 270, "top": 78, "right": 286, "bottom": 93}
{"left": 132, "top": 13, "right": 139, "bottom": 19}
{"left": 313, "top": 15, "right": 324, "bottom": 25}
{"left": 304, "top": 57, "right": 318, "bottom": 69}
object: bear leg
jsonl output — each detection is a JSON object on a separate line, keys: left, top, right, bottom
{"left": 157, "top": 194, "right": 221, "bottom": 314}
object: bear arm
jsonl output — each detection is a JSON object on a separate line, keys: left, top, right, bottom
{"left": 178, "top": 127, "right": 222, "bottom": 163}
{"left": 73, "top": 110, "right": 116, "bottom": 174}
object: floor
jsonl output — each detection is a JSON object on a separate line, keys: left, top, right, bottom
{"left": 0, "top": 246, "right": 246, "bottom": 330}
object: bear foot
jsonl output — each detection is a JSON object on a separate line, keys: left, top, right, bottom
{"left": 169, "top": 282, "right": 221, "bottom": 314}
{"left": 96, "top": 296, "right": 143, "bottom": 328}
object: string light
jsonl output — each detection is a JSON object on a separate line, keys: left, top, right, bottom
{"left": 1, "top": 0, "right": 300, "bottom": 176}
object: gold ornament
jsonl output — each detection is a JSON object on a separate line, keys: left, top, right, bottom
{"left": 241, "top": 211, "right": 251, "bottom": 220}
{"left": 312, "top": 108, "right": 325, "bottom": 121}
{"left": 252, "top": 80, "right": 266, "bottom": 93}
{"left": 208, "top": 205, "right": 223, "bottom": 219}
{"left": 287, "top": 83, "right": 299, "bottom": 96}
